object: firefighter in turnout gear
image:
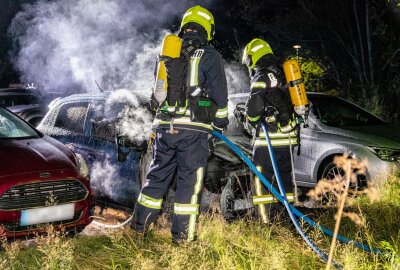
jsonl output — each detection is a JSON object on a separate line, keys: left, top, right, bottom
{"left": 132, "top": 5, "right": 229, "bottom": 241}
{"left": 240, "top": 38, "right": 298, "bottom": 223}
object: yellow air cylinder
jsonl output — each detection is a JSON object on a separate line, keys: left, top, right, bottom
{"left": 283, "top": 59, "right": 309, "bottom": 117}
{"left": 153, "top": 34, "right": 182, "bottom": 104}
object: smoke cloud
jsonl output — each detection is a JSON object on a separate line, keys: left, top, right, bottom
{"left": 90, "top": 155, "right": 140, "bottom": 203}
{"left": 9, "top": 0, "right": 249, "bottom": 97}
{"left": 225, "top": 63, "right": 249, "bottom": 94}
{"left": 105, "top": 89, "right": 153, "bottom": 142}
{"left": 8, "top": 0, "right": 209, "bottom": 96}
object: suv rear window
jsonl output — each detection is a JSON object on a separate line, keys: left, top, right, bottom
{"left": 54, "top": 103, "right": 89, "bottom": 134}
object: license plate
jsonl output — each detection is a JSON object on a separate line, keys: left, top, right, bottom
{"left": 20, "top": 203, "right": 75, "bottom": 226}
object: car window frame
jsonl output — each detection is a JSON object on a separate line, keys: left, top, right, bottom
{"left": 308, "top": 95, "right": 386, "bottom": 128}
{"left": 86, "top": 100, "right": 119, "bottom": 143}
{"left": 53, "top": 101, "right": 90, "bottom": 136}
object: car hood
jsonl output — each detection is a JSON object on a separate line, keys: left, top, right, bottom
{"left": 321, "top": 124, "right": 400, "bottom": 149}
{"left": 0, "top": 136, "right": 78, "bottom": 177}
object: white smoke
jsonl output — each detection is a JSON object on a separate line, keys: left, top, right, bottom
{"left": 225, "top": 63, "right": 249, "bottom": 94}
{"left": 8, "top": 0, "right": 207, "bottom": 95}
{"left": 9, "top": 0, "right": 249, "bottom": 98}
{"left": 105, "top": 89, "right": 153, "bottom": 142}
{"left": 90, "top": 156, "right": 136, "bottom": 202}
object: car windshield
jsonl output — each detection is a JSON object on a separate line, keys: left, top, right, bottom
{"left": 0, "top": 94, "right": 39, "bottom": 107}
{"left": 0, "top": 107, "right": 40, "bottom": 139}
{"left": 310, "top": 95, "right": 385, "bottom": 127}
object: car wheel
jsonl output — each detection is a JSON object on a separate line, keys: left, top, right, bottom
{"left": 320, "top": 160, "right": 360, "bottom": 201}
{"left": 220, "top": 178, "right": 236, "bottom": 221}
{"left": 220, "top": 175, "right": 253, "bottom": 221}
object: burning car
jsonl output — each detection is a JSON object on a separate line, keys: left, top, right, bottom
{"left": 0, "top": 106, "right": 92, "bottom": 237}
{"left": 37, "top": 91, "right": 148, "bottom": 210}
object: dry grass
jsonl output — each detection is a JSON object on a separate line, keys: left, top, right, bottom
{"left": 0, "top": 168, "right": 398, "bottom": 269}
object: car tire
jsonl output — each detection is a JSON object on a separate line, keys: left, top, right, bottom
{"left": 320, "top": 159, "right": 364, "bottom": 200}
{"left": 220, "top": 178, "right": 236, "bottom": 221}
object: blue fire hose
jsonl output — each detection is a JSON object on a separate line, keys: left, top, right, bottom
{"left": 212, "top": 130, "right": 381, "bottom": 256}
{"left": 260, "top": 124, "right": 339, "bottom": 267}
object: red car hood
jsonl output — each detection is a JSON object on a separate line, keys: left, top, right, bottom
{"left": 0, "top": 135, "right": 77, "bottom": 177}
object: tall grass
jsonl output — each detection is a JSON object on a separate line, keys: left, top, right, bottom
{"left": 0, "top": 174, "right": 399, "bottom": 269}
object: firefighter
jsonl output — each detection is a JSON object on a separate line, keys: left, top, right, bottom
{"left": 132, "top": 5, "right": 229, "bottom": 242}
{"left": 239, "top": 38, "right": 298, "bottom": 223}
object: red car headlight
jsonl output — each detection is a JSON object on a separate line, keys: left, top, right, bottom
{"left": 75, "top": 153, "right": 89, "bottom": 178}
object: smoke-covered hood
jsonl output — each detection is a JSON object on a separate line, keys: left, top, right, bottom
{"left": 0, "top": 136, "right": 77, "bottom": 177}
{"left": 324, "top": 124, "right": 400, "bottom": 149}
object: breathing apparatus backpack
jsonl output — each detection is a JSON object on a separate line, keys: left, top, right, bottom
{"left": 282, "top": 59, "right": 309, "bottom": 126}
{"left": 153, "top": 34, "right": 185, "bottom": 116}
{"left": 152, "top": 34, "right": 217, "bottom": 124}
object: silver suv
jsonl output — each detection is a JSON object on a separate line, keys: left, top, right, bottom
{"left": 228, "top": 92, "right": 400, "bottom": 188}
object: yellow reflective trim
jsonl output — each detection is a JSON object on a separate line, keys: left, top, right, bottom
{"left": 137, "top": 193, "right": 163, "bottom": 210}
{"left": 155, "top": 117, "right": 213, "bottom": 130}
{"left": 251, "top": 82, "right": 267, "bottom": 88}
{"left": 254, "top": 138, "right": 297, "bottom": 147}
{"left": 189, "top": 50, "right": 204, "bottom": 86}
{"left": 254, "top": 166, "right": 268, "bottom": 223}
{"left": 259, "top": 131, "right": 297, "bottom": 139}
{"left": 215, "top": 107, "right": 228, "bottom": 118}
{"left": 197, "top": 11, "right": 211, "bottom": 21}
{"left": 188, "top": 167, "right": 204, "bottom": 241}
{"left": 174, "top": 203, "right": 199, "bottom": 215}
{"left": 253, "top": 195, "right": 274, "bottom": 204}
{"left": 253, "top": 193, "right": 294, "bottom": 204}
{"left": 247, "top": 115, "right": 261, "bottom": 122}
{"left": 279, "top": 121, "right": 296, "bottom": 133}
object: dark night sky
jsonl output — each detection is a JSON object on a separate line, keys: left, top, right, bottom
{"left": 1, "top": 0, "right": 399, "bottom": 119}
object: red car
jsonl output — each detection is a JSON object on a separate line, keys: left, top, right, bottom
{"left": 0, "top": 106, "right": 92, "bottom": 238}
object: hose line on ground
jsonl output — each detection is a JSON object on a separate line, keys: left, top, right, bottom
{"left": 91, "top": 214, "right": 133, "bottom": 229}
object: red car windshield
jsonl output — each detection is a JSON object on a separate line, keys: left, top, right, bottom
{"left": 0, "top": 107, "right": 40, "bottom": 139}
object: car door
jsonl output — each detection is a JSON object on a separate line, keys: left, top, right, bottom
{"left": 293, "top": 102, "right": 324, "bottom": 188}
{"left": 86, "top": 101, "right": 141, "bottom": 208}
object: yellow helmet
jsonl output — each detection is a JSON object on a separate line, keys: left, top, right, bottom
{"left": 242, "top": 38, "right": 273, "bottom": 69}
{"left": 180, "top": 5, "right": 215, "bottom": 41}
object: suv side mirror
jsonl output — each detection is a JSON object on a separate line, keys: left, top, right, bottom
{"left": 116, "top": 136, "right": 147, "bottom": 163}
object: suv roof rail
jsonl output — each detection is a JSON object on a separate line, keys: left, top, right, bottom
{"left": 48, "top": 97, "right": 62, "bottom": 109}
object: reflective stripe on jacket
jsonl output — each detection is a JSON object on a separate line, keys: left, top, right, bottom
{"left": 254, "top": 130, "right": 298, "bottom": 147}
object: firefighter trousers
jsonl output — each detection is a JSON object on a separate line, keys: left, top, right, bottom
{"left": 251, "top": 146, "right": 294, "bottom": 224}
{"left": 132, "top": 128, "right": 208, "bottom": 241}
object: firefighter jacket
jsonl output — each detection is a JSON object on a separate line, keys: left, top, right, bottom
{"left": 245, "top": 55, "right": 298, "bottom": 147}
{"left": 152, "top": 33, "right": 229, "bottom": 133}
